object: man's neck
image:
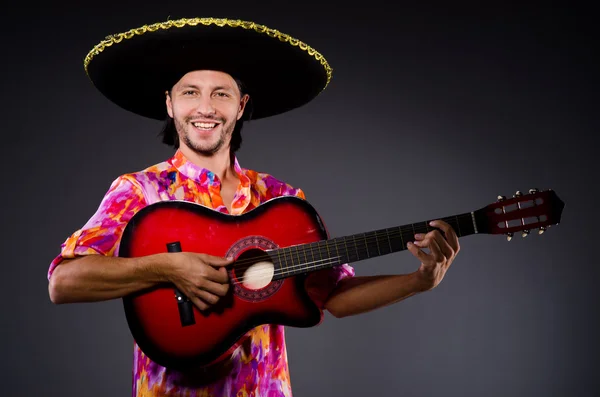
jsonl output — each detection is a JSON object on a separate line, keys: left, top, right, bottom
{"left": 179, "top": 145, "right": 237, "bottom": 183}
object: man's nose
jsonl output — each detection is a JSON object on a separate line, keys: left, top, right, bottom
{"left": 194, "top": 96, "right": 216, "bottom": 115}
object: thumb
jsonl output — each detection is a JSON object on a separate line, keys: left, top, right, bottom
{"left": 203, "top": 254, "right": 234, "bottom": 267}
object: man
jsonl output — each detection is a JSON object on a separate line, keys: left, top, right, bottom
{"left": 47, "top": 18, "right": 460, "bottom": 396}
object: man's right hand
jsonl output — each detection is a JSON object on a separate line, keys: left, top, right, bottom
{"left": 168, "top": 252, "right": 233, "bottom": 311}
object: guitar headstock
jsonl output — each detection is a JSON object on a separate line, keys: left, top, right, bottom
{"left": 474, "top": 188, "right": 564, "bottom": 240}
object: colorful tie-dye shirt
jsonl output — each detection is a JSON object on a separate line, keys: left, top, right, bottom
{"left": 48, "top": 149, "right": 355, "bottom": 397}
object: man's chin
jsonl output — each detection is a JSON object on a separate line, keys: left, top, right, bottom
{"left": 188, "top": 142, "right": 225, "bottom": 157}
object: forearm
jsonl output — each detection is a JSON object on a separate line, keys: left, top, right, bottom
{"left": 324, "top": 273, "right": 427, "bottom": 318}
{"left": 48, "top": 253, "right": 174, "bottom": 304}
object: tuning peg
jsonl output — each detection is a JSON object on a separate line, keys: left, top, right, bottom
{"left": 522, "top": 230, "right": 530, "bottom": 237}
{"left": 514, "top": 191, "right": 523, "bottom": 198}
{"left": 529, "top": 188, "right": 539, "bottom": 194}
{"left": 538, "top": 227, "right": 546, "bottom": 234}
{"left": 497, "top": 195, "right": 506, "bottom": 202}
{"left": 506, "top": 232, "right": 513, "bottom": 241}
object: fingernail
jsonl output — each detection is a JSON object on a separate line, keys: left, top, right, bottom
{"left": 429, "top": 221, "right": 435, "bottom": 226}
{"left": 415, "top": 233, "right": 424, "bottom": 238}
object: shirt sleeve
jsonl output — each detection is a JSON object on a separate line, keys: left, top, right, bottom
{"left": 290, "top": 188, "right": 355, "bottom": 310}
{"left": 47, "top": 174, "right": 147, "bottom": 280}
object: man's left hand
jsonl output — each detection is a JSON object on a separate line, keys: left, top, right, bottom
{"left": 407, "top": 220, "right": 460, "bottom": 291}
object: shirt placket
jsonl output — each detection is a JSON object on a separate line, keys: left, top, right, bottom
{"left": 207, "top": 177, "right": 227, "bottom": 212}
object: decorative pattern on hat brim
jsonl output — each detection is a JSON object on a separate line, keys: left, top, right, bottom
{"left": 84, "top": 17, "right": 333, "bottom": 120}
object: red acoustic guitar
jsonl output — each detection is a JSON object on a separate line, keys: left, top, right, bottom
{"left": 119, "top": 188, "right": 564, "bottom": 370}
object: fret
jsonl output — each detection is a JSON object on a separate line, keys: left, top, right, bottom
{"left": 333, "top": 237, "right": 341, "bottom": 263}
{"left": 302, "top": 243, "right": 309, "bottom": 270}
{"left": 401, "top": 225, "right": 413, "bottom": 250}
{"left": 319, "top": 240, "right": 341, "bottom": 269}
{"left": 282, "top": 246, "right": 289, "bottom": 276}
{"left": 374, "top": 229, "right": 391, "bottom": 256}
{"left": 343, "top": 236, "right": 353, "bottom": 263}
{"left": 294, "top": 245, "right": 302, "bottom": 272}
{"left": 288, "top": 246, "right": 295, "bottom": 273}
{"left": 318, "top": 240, "right": 326, "bottom": 266}
{"left": 455, "top": 215, "right": 462, "bottom": 237}
{"left": 397, "top": 226, "right": 405, "bottom": 251}
{"left": 389, "top": 227, "right": 404, "bottom": 252}
{"left": 275, "top": 249, "right": 282, "bottom": 274}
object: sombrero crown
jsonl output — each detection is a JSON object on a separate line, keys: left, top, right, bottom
{"left": 84, "top": 17, "right": 333, "bottom": 120}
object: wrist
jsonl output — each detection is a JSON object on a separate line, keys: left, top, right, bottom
{"left": 411, "top": 269, "right": 435, "bottom": 292}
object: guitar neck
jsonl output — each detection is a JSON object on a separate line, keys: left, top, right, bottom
{"left": 269, "top": 211, "right": 478, "bottom": 280}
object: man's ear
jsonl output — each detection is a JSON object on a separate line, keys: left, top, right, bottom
{"left": 237, "top": 94, "right": 250, "bottom": 121}
{"left": 166, "top": 90, "right": 173, "bottom": 118}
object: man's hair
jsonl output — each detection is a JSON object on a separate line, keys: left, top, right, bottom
{"left": 158, "top": 78, "right": 253, "bottom": 153}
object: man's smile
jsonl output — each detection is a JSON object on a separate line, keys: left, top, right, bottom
{"left": 191, "top": 120, "right": 220, "bottom": 131}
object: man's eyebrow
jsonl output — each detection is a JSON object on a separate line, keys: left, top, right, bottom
{"left": 177, "top": 84, "right": 235, "bottom": 92}
{"left": 212, "top": 85, "right": 236, "bottom": 92}
{"left": 178, "top": 84, "right": 200, "bottom": 90}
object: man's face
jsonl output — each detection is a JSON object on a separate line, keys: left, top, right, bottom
{"left": 166, "top": 70, "right": 249, "bottom": 156}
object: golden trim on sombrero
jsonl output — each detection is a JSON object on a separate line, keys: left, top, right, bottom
{"left": 84, "top": 17, "right": 332, "bottom": 89}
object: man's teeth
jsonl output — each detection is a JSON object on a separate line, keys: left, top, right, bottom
{"left": 193, "top": 122, "right": 217, "bottom": 129}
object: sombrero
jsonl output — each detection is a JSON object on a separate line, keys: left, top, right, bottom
{"left": 84, "top": 17, "right": 333, "bottom": 120}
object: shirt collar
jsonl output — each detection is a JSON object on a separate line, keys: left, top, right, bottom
{"left": 169, "top": 149, "right": 250, "bottom": 188}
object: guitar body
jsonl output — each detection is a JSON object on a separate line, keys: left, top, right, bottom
{"left": 119, "top": 196, "right": 329, "bottom": 370}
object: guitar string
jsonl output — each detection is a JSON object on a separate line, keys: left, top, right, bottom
{"left": 232, "top": 230, "right": 446, "bottom": 284}
{"left": 229, "top": 259, "right": 343, "bottom": 286}
{"left": 217, "top": 222, "right": 469, "bottom": 276}
{"left": 220, "top": 214, "right": 472, "bottom": 269}
{"left": 168, "top": 208, "right": 541, "bottom": 288}
{"left": 229, "top": 212, "right": 538, "bottom": 284}
{"left": 230, "top": 256, "right": 341, "bottom": 281}
{"left": 227, "top": 213, "right": 482, "bottom": 283}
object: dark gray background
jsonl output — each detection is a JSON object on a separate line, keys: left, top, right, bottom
{"left": 1, "top": 2, "right": 597, "bottom": 396}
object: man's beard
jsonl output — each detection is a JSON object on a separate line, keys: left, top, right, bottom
{"left": 175, "top": 116, "right": 234, "bottom": 157}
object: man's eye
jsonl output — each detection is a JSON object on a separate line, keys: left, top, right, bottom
{"left": 215, "top": 92, "right": 229, "bottom": 97}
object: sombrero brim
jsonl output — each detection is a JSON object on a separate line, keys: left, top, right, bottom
{"left": 84, "top": 18, "right": 333, "bottom": 120}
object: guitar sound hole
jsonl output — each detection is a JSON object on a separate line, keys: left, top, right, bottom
{"left": 226, "top": 237, "right": 284, "bottom": 302}
{"left": 234, "top": 249, "right": 275, "bottom": 290}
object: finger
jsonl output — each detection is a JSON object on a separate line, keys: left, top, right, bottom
{"left": 407, "top": 241, "right": 431, "bottom": 264}
{"left": 426, "top": 237, "right": 446, "bottom": 263}
{"left": 414, "top": 233, "right": 425, "bottom": 241}
{"left": 189, "top": 295, "right": 209, "bottom": 311}
{"left": 415, "top": 231, "right": 450, "bottom": 257}
{"left": 194, "top": 288, "right": 222, "bottom": 306}
{"left": 198, "top": 278, "right": 230, "bottom": 297}
{"left": 430, "top": 220, "right": 460, "bottom": 252}
{"left": 201, "top": 264, "right": 231, "bottom": 283}
{"left": 201, "top": 254, "right": 234, "bottom": 267}
{"left": 430, "top": 230, "right": 454, "bottom": 260}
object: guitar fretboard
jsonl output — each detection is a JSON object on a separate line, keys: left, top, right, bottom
{"left": 269, "top": 212, "right": 476, "bottom": 280}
